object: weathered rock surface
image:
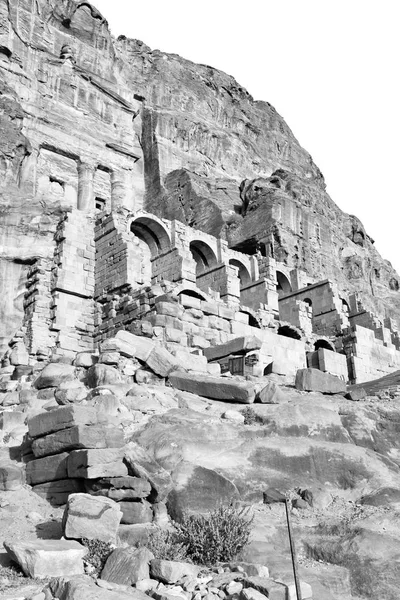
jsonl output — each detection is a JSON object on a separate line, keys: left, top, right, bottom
{"left": 32, "top": 478, "right": 83, "bottom": 506}
{"left": 63, "top": 493, "right": 123, "bottom": 543}
{"left": 124, "top": 442, "right": 173, "bottom": 501}
{"left": 3, "top": 539, "right": 87, "bottom": 578}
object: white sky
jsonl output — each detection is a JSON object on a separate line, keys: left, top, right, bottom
{"left": 94, "top": 0, "right": 400, "bottom": 273}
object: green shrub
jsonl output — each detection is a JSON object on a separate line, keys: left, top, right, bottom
{"left": 176, "top": 505, "right": 253, "bottom": 566}
{"left": 145, "top": 528, "right": 188, "bottom": 561}
{"left": 81, "top": 538, "right": 114, "bottom": 576}
{"left": 241, "top": 406, "right": 264, "bottom": 425}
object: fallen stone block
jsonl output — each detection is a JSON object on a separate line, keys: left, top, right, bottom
{"left": 3, "top": 539, "right": 87, "bottom": 578}
{"left": 74, "top": 352, "right": 98, "bottom": 368}
{"left": 204, "top": 336, "right": 263, "bottom": 362}
{"left": 32, "top": 478, "right": 84, "bottom": 506}
{"left": 168, "top": 371, "right": 256, "bottom": 403}
{"left": 84, "top": 476, "right": 151, "bottom": 501}
{"left": 68, "top": 448, "right": 128, "bottom": 479}
{"left": 257, "top": 382, "right": 288, "bottom": 404}
{"left": 119, "top": 499, "right": 153, "bottom": 524}
{"left": 32, "top": 425, "right": 124, "bottom": 458}
{"left": 174, "top": 350, "right": 208, "bottom": 373}
{"left": 34, "top": 363, "right": 76, "bottom": 390}
{"left": 146, "top": 346, "right": 181, "bottom": 378}
{"left": 28, "top": 405, "right": 98, "bottom": 439}
{"left": 124, "top": 442, "right": 173, "bottom": 501}
{"left": 26, "top": 452, "right": 69, "bottom": 485}
{"left": 63, "top": 493, "right": 123, "bottom": 543}
{"left": 150, "top": 559, "right": 200, "bottom": 584}
{"left": 116, "top": 330, "right": 155, "bottom": 361}
{"left": 101, "top": 546, "right": 154, "bottom": 585}
{"left": 295, "top": 368, "right": 346, "bottom": 394}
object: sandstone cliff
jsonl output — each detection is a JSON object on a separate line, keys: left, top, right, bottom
{"left": 1, "top": 0, "right": 399, "bottom": 355}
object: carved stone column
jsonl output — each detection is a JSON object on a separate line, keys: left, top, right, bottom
{"left": 111, "top": 169, "right": 135, "bottom": 212}
{"left": 77, "top": 162, "right": 96, "bottom": 211}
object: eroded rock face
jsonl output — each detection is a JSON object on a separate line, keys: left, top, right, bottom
{"left": 2, "top": 0, "right": 400, "bottom": 356}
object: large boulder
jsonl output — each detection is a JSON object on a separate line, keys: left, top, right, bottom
{"left": 168, "top": 371, "right": 256, "bottom": 403}
{"left": 167, "top": 461, "right": 240, "bottom": 520}
{"left": 3, "top": 539, "right": 87, "bottom": 578}
{"left": 63, "top": 493, "right": 123, "bottom": 544}
{"left": 34, "top": 363, "right": 76, "bottom": 390}
{"left": 101, "top": 546, "right": 154, "bottom": 585}
{"left": 86, "top": 364, "right": 122, "bottom": 388}
{"left": 295, "top": 368, "right": 346, "bottom": 394}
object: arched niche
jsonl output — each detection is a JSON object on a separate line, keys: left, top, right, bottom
{"left": 229, "top": 259, "right": 252, "bottom": 288}
{"left": 130, "top": 216, "right": 171, "bottom": 259}
{"left": 277, "top": 325, "right": 302, "bottom": 340}
{"left": 314, "top": 339, "right": 335, "bottom": 351}
{"left": 130, "top": 216, "right": 171, "bottom": 287}
{"left": 190, "top": 240, "right": 218, "bottom": 276}
{"left": 178, "top": 289, "right": 207, "bottom": 301}
{"left": 276, "top": 271, "right": 292, "bottom": 298}
{"left": 239, "top": 310, "right": 261, "bottom": 329}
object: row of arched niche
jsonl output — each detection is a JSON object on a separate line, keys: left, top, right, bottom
{"left": 130, "top": 215, "right": 293, "bottom": 300}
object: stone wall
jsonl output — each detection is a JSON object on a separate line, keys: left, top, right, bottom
{"left": 344, "top": 325, "right": 400, "bottom": 384}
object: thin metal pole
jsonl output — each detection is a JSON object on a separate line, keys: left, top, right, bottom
{"left": 284, "top": 497, "right": 302, "bottom": 600}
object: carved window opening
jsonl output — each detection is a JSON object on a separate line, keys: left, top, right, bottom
{"left": 95, "top": 197, "right": 106, "bottom": 212}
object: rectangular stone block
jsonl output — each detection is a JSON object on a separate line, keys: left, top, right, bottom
{"left": 204, "top": 336, "right": 263, "bottom": 362}
{"left": 26, "top": 452, "right": 69, "bottom": 485}
{"left": 168, "top": 371, "right": 255, "bottom": 403}
{"left": 32, "top": 425, "right": 124, "bottom": 458}
{"left": 28, "top": 405, "right": 98, "bottom": 439}
{"left": 67, "top": 448, "right": 128, "bottom": 479}
{"left": 115, "top": 330, "right": 154, "bottom": 361}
